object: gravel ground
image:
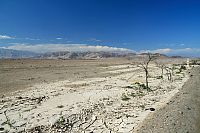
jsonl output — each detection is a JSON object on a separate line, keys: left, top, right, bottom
{"left": 136, "top": 66, "right": 200, "bottom": 133}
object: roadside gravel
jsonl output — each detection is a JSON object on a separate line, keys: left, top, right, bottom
{"left": 136, "top": 66, "right": 200, "bottom": 133}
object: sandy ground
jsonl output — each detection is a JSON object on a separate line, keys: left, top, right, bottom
{"left": 0, "top": 58, "right": 131, "bottom": 96}
{"left": 0, "top": 58, "right": 192, "bottom": 132}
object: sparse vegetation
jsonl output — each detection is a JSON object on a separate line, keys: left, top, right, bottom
{"left": 139, "top": 105, "right": 145, "bottom": 109}
{"left": 180, "top": 65, "right": 186, "bottom": 71}
{"left": 128, "top": 91, "right": 145, "bottom": 98}
{"left": 129, "top": 92, "right": 136, "bottom": 97}
{"left": 175, "top": 65, "right": 187, "bottom": 74}
{"left": 176, "top": 71, "right": 181, "bottom": 74}
{"left": 134, "top": 82, "right": 151, "bottom": 90}
{"left": 121, "top": 93, "right": 130, "bottom": 101}
{"left": 190, "top": 59, "right": 200, "bottom": 65}
{"left": 156, "top": 75, "right": 163, "bottom": 79}
{"left": 138, "top": 53, "right": 156, "bottom": 90}
{"left": 0, "top": 58, "right": 192, "bottom": 132}
{"left": 155, "top": 60, "right": 165, "bottom": 79}
{"left": 124, "top": 85, "right": 134, "bottom": 89}
{"left": 164, "top": 66, "right": 173, "bottom": 81}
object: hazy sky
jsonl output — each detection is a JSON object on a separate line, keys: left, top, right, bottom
{"left": 0, "top": 0, "right": 200, "bottom": 56}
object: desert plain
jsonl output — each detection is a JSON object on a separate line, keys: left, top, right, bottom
{"left": 0, "top": 57, "right": 199, "bottom": 133}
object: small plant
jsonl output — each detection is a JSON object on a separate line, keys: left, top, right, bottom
{"left": 134, "top": 82, "right": 140, "bottom": 85}
{"left": 121, "top": 93, "right": 130, "bottom": 101}
{"left": 129, "top": 92, "right": 136, "bottom": 97}
{"left": 172, "top": 65, "right": 176, "bottom": 70}
{"left": 190, "top": 60, "right": 197, "bottom": 65}
{"left": 137, "top": 91, "right": 145, "bottom": 97}
{"left": 129, "top": 91, "right": 145, "bottom": 98}
{"left": 124, "top": 85, "right": 134, "bottom": 89}
{"left": 177, "top": 65, "right": 186, "bottom": 73}
{"left": 180, "top": 65, "right": 186, "bottom": 70}
{"left": 156, "top": 75, "right": 163, "bottom": 79}
{"left": 139, "top": 104, "right": 145, "bottom": 109}
{"left": 134, "top": 82, "right": 151, "bottom": 91}
{"left": 56, "top": 116, "right": 65, "bottom": 125}
{"left": 176, "top": 71, "right": 181, "bottom": 74}
{"left": 139, "top": 83, "right": 147, "bottom": 90}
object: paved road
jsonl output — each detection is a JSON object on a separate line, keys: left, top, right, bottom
{"left": 136, "top": 66, "right": 200, "bottom": 133}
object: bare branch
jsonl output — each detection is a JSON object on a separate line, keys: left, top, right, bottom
{"left": 136, "top": 53, "right": 155, "bottom": 90}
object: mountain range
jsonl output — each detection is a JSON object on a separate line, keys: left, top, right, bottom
{"left": 0, "top": 48, "right": 169, "bottom": 59}
{"left": 0, "top": 48, "right": 38, "bottom": 58}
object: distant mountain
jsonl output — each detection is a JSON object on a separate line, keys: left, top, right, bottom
{"left": 37, "top": 51, "right": 136, "bottom": 59}
{"left": 0, "top": 48, "right": 172, "bottom": 59}
{"left": 170, "top": 55, "right": 184, "bottom": 58}
{"left": 0, "top": 48, "right": 38, "bottom": 58}
{"left": 138, "top": 52, "right": 168, "bottom": 57}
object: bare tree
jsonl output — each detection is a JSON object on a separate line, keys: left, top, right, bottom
{"left": 138, "top": 53, "right": 156, "bottom": 90}
{"left": 164, "top": 65, "right": 173, "bottom": 81}
{"left": 155, "top": 60, "right": 165, "bottom": 79}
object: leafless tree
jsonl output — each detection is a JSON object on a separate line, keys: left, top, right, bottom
{"left": 155, "top": 60, "right": 165, "bottom": 79}
{"left": 138, "top": 53, "right": 156, "bottom": 90}
{"left": 164, "top": 65, "right": 173, "bottom": 81}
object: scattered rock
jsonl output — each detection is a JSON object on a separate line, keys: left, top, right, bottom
{"left": 0, "top": 127, "right": 4, "bottom": 132}
{"left": 145, "top": 108, "right": 155, "bottom": 111}
{"left": 187, "top": 107, "right": 191, "bottom": 110}
{"left": 149, "top": 108, "right": 155, "bottom": 111}
{"left": 57, "top": 105, "right": 64, "bottom": 108}
{"left": 17, "top": 96, "right": 23, "bottom": 100}
{"left": 0, "top": 124, "right": 10, "bottom": 133}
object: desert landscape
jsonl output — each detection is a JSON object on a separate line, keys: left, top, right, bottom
{"left": 1, "top": 0, "right": 200, "bottom": 132}
{"left": 0, "top": 56, "right": 198, "bottom": 133}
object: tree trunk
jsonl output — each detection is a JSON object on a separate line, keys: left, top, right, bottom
{"left": 145, "top": 69, "right": 148, "bottom": 89}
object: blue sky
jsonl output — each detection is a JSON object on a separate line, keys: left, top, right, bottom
{"left": 0, "top": 0, "right": 200, "bottom": 56}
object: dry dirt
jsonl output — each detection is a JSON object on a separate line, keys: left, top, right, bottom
{"left": 0, "top": 58, "right": 193, "bottom": 133}
{"left": 0, "top": 58, "right": 131, "bottom": 96}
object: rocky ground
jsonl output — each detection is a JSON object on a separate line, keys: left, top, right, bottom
{"left": 0, "top": 59, "right": 192, "bottom": 133}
